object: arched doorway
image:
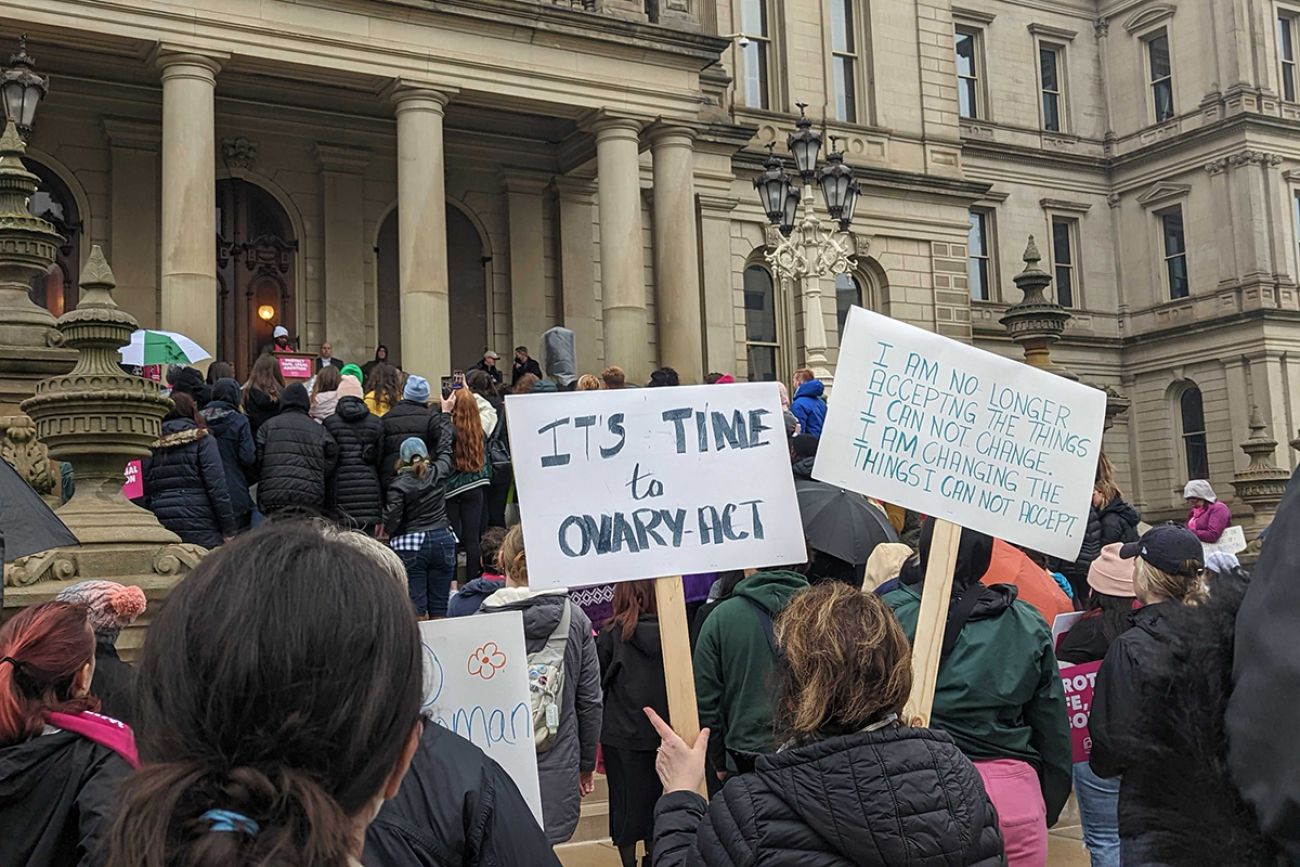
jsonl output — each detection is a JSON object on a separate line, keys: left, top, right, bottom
{"left": 26, "top": 161, "right": 81, "bottom": 317}
{"left": 216, "top": 178, "right": 298, "bottom": 377}
{"left": 376, "top": 205, "right": 489, "bottom": 373}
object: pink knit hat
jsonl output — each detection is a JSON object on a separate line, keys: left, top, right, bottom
{"left": 1088, "top": 543, "right": 1136, "bottom": 598}
{"left": 55, "top": 580, "right": 147, "bottom": 638}
{"left": 336, "top": 376, "right": 364, "bottom": 400}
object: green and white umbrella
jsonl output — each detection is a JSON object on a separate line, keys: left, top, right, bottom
{"left": 119, "top": 330, "right": 211, "bottom": 367}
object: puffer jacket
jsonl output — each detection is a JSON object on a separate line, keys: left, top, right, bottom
{"left": 791, "top": 380, "right": 827, "bottom": 438}
{"left": 652, "top": 726, "right": 1005, "bottom": 867}
{"left": 1097, "top": 497, "right": 1140, "bottom": 546}
{"left": 243, "top": 386, "right": 279, "bottom": 436}
{"left": 480, "top": 588, "right": 602, "bottom": 845}
{"left": 141, "top": 419, "right": 236, "bottom": 549}
{"left": 323, "top": 395, "right": 384, "bottom": 528}
{"left": 255, "top": 385, "right": 338, "bottom": 515}
{"left": 199, "top": 379, "right": 255, "bottom": 527}
{"left": 379, "top": 400, "right": 448, "bottom": 488}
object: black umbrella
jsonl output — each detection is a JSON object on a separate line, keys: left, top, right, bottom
{"left": 1, "top": 457, "right": 78, "bottom": 562}
{"left": 796, "top": 478, "right": 899, "bottom": 565}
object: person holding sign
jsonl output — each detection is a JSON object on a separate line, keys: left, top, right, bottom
{"left": 1184, "top": 480, "right": 1232, "bottom": 544}
{"left": 649, "top": 583, "right": 1005, "bottom": 866}
{"left": 885, "top": 522, "right": 1071, "bottom": 867}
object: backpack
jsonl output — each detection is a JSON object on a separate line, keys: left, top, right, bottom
{"left": 487, "top": 414, "right": 511, "bottom": 470}
{"left": 528, "top": 601, "right": 571, "bottom": 753}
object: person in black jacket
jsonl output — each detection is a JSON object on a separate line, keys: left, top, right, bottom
{"left": 379, "top": 377, "right": 449, "bottom": 489}
{"left": 511, "top": 345, "right": 542, "bottom": 386}
{"left": 54, "top": 580, "right": 148, "bottom": 726}
{"left": 649, "top": 582, "right": 1004, "bottom": 867}
{"left": 141, "top": 392, "right": 237, "bottom": 549}
{"left": 597, "top": 580, "right": 668, "bottom": 867}
{"left": 243, "top": 352, "right": 285, "bottom": 437}
{"left": 384, "top": 437, "right": 456, "bottom": 618}
{"left": 256, "top": 383, "right": 338, "bottom": 517}
{"left": 364, "top": 722, "right": 559, "bottom": 866}
{"left": 199, "top": 377, "right": 256, "bottom": 530}
{"left": 323, "top": 376, "right": 384, "bottom": 532}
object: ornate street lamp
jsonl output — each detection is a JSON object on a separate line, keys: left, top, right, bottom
{"left": 787, "top": 104, "right": 822, "bottom": 182}
{"left": 1, "top": 36, "right": 48, "bottom": 140}
{"left": 753, "top": 143, "right": 791, "bottom": 225}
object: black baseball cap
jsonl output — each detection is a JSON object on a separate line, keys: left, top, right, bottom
{"left": 1119, "top": 524, "right": 1203, "bottom": 574}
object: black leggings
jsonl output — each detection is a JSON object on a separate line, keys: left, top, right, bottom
{"left": 448, "top": 487, "right": 486, "bottom": 581}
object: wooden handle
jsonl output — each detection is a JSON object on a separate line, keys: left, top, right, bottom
{"left": 654, "top": 575, "right": 707, "bottom": 797}
{"left": 902, "top": 519, "right": 961, "bottom": 727}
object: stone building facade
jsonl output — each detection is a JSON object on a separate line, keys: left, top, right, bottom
{"left": 5, "top": 0, "right": 1300, "bottom": 524}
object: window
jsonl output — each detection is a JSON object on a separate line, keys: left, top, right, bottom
{"left": 1039, "top": 44, "right": 1064, "bottom": 132}
{"left": 26, "top": 161, "right": 81, "bottom": 318}
{"left": 1160, "top": 208, "right": 1189, "bottom": 299}
{"left": 830, "top": 0, "right": 857, "bottom": 122}
{"left": 1281, "top": 14, "right": 1298, "bottom": 102}
{"left": 738, "top": 0, "right": 772, "bottom": 109}
{"left": 955, "top": 28, "right": 981, "bottom": 120}
{"left": 968, "top": 209, "right": 993, "bottom": 301}
{"left": 1179, "top": 386, "right": 1209, "bottom": 481}
{"left": 1050, "top": 217, "right": 1077, "bottom": 307}
{"left": 1146, "top": 31, "right": 1175, "bottom": 122}
{"left": 743, "top": 265, "right": 780, "bottom": 382}
{"left": 835, "top": 273, "right": 862, "bottom": 338}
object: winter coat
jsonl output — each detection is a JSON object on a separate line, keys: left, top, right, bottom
{"left": 365, "top": 390, "right": 394, "bottom": 418}
{"left": 473, "top": 393, "right": 498, "bottom": 439}
{"left": 379, "top": 400, "right": 450, "bottom": 488}
{"left": 243, "top": 386, "right": 279, "bottom": 436}
{"left": 1098, "top": 498, "right": 1141, "bottom": 546}
{"left": 0, "top": 727, "right": 133, "bottom": 867}
{"left": 383, "top": 465, "right": 452, "bottom": 537}
{"left": 255, "top": 386, "right": 338, "bottom": 514}
{"left": 447, "top": 575, "right": 505, "bottom": 617}
{"left": 480, "top": 588, "right": 602, "bottom": 844}
{"left": 199, "top": 383, "right": 256, "bottom": 527}
{"left": 364, "top": 722, "right": 559, "bottom": 867}
{"left": 1058, "top": 507, "right": 1103, "bottom": 598}
{"left": 323, "top": 396, "right": 384, "bottom": 528}
{"left": 790, "top": 380, "right": 827, "bottom": 438}
{"left": 141, "top": 419, "right": 237, "bottom": 549}
{"left": 652, "top": 726, "right": 1005, "bottom": 867}
{"left": 1188, "top": 500, "right": 1232, "bottom": 543}
{"left": 91, "top": 639, "right": 136, "bottom": 726}
{"left": 886, "top": 581, "right": 1073, "bottom": 825}
{"left": 446, "top": 441, "right": 491, "bottom": 500}
{"left": 511, "top": 356, "right": 542, "bottom": 385}
{"left": 1055, "top": 608, "right": 1132, "bottom": 666}
{"left": 468, "top": 359, "right": 503, "bottom": 385}
{"left": 597, "top": 615, "right": 668, "bottom": 751}
{"left": 693, "top": 570, "right": 809, "bottom": 772}
{"left": 310, "top": 389, "right": 342, "bottom": 423}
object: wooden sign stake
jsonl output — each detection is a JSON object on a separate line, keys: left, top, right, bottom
{"left": 902, "top": 518, "right": 962, "bottom": 727}
{"left": 654, "top": 574, "right": 708, "bottom": 797}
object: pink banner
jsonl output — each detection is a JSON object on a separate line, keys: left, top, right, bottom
{"left": 123, "top": 459, "right": 143, "bottom": 500}
{"left": 278, "top": 356, "right": 313, "bottom": 380}
{"left": 141, "top": 364, "right": 163, "bottom": 382}
{"left": 1060, "top": 659, "right": 1102, "bottom": 763}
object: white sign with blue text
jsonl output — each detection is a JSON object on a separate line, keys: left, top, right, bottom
{"left": 814, "top": 307, "right": 1106, "bottom": 561}
{"left": 507, "top": 383, "right": 806, "bottom": 589}
{"left": 418, "top": 612, "right": 543, "bottom": 826}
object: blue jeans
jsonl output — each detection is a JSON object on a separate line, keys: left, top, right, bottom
{"left": 397, "top": 529, "right": 457, "bottom": 617}
{"left": 1074, "top": 761, "right": 1120, "bottom": 867}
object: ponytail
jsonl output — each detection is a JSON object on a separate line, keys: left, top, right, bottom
{"left": 0, "top": 601, "right": 97, "bottom": 746}
{"left": 499, "top": 524, "right": 528, "bottom": 585}
{"left": 1134, "top": 558, "right": 1208, "bottom": 607}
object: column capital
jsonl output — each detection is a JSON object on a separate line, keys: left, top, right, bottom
{"left": 581, "top": 110, "right": 645, "bottom": 139}
{"left": 101, "top": 116, "right": 160, "bottom": 152}
{"left": 499, "top": 169, "right": 553, "bottom": 196}
{"left": 552, "top": 174, "right": 597, "bottom": 200}
{"left": 314, "top": 142, "right": 371, "bottom": 174}
{"left": 151, "top": 44, "right": 227, "bottom": 79}
{"left": 645, "top": 122, "right": 699, "bottom": 148}
{"left": 385, "top": 81, "right": 457, "bottom": 114}
{"left": 697, "top": 193, "right": 739, "bottom": 212}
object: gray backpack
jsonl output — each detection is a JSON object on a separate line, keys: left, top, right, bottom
{"left": 527, "top": 602, "right": 571, "bottom": 753}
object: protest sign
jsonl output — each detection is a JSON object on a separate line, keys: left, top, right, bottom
{"left": 505, "top": 383, "right": 805, "bottom": 589}
{"left": 1060, "top": 660, "right": 1102, "bottom": 763}
{"left": 122, "top": 459, "right": 143, "bottom": 500}
{"left": 1051, "top": 611, "right": 1083, "bottom": 651}
{"left": 1203, "top": 525, "right": 1247, "bottom": 557}
{"left": 418, "top": 612, "right": 543, "bottom": 826}
{"left": 814, "top": 306, "right": 1107, "bottom": 562}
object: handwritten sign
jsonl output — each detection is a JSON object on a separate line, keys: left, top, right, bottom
{"left": 278, "top": 356, "right": 313, "bottom": 380}
{"left": 418, "top": 612, "right": 543, "bottom": 826}
{"left": 506, "top": 383, "right": 806, "bottom": 589}
{"left": 1203, "top": 525, "right": 1247, "bottom": 557}
{"left": 814, "top": 307, "right": 1106, "bottom": 561}
{"left": 1051, "top": 611, "right": 1083, "bottom": 651}
{"left": 1060, "top": 659, "right": 1102, "bottom": 763}
{"left": 122, "top": 459, "right": 143, "bottom": 500}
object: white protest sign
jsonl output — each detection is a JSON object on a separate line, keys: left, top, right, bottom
{"left": 814, "top": 307, "right": 1106, "bottom": 561}
{"left": 506, "top": 383, "right": 806, "bottom": 589}
{"left": 1203, "top": 525, "right": 1247, "bottom": 557}
{"left": 418, "top": 612, "right": 543, "bottom": 826}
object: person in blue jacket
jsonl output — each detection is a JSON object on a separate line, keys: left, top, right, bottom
{"left": 791, "top": 369, "right": 828, "bottom": 438}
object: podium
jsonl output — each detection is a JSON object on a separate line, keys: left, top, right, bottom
{"left": 274, "top": 351, "right": 315, "bottom": 384}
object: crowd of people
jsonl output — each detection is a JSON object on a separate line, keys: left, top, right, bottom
{"left": 3, "top": 340, "right": 1294, "bottom": 867}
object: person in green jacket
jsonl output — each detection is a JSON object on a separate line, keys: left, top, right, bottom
{"left": 885, "top": 521, "right": 1071, "bottom": 867}
{"left": 693, "top": 568, "right": 809, "bottom": 780}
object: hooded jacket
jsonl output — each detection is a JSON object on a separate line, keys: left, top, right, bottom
{"left": 1188, "top": 499, "right": 1232, "bottom": 543}
{"left": 379, "top": 400, "right": 452, "bottom": 488}
{"left": 0, "top": 727, "right": 133, "bottom": 867}
{"left": 243, "top": 386, "right": 279, "bottom": 437}
{"left": 199, "top": 378, "right": 256, "bottom": 527}
{"left": 596, "top": 615, "right": 668, "bottom": 751}
{"left": 1098, "top": 497, "right": 1141, "bottom": 546}
{"left": 255, "top": 384, "right": 338, "bottom": 514}
{"left": 790, "top": 380, "right": 827, "bottom": 438}
{"left": 323, "top": 395, "right": 384, "bottom": 528}
{"left": 693, "top": 570, "right": 809, "bottom": 771}
{"left": 447, "top": 575, "right": 505, "bottom": 617}
{"left": 480, "top": 588, "right": 602, "bottom": 844}
{"left": 364, "top": 722, "right": 559, "bottom": 867}
{"left": 141, "top": 418, "right": 237, "bottom": 549}
{"left": 310, "top": 388, "right": 343, "bottom": 423}
{"left": 652, "top": 726, "right": 1005, "bottom": 867}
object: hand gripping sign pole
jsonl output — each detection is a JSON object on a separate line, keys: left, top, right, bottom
{"left": 654, "top": 575, "right": 707, "bottom": 796}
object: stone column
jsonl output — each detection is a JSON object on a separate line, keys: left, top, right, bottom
{"left": 649, "top": 126, "right": 704, "bottom": 383}
{"left": 103, "top": 118, "right": 160, "bottom": 329}
{"left": 593, "top": 117, "right": 649, "bottom": 381}
{"left": 697, "top": 193, "right": 739, "bottom": 375}
{"left": 156, "top": 50, "right": 224, "bottom": 363}
{"left": 554, "top": 176, "right": 601, "bottom": 371}
{"left": 314, "top": 143, "right": 370, "bottom": 364}
{"left": 502, "top": 171, "right": 551, "bottom": 354}
{"left": 392, "top": 85, "right": 452, "bottom": 379}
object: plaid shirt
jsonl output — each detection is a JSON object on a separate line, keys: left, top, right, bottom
{"left": 389, "top": 532, "right": 427, "bottom": 553}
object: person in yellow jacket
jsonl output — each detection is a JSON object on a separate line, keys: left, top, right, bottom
{"left": 364, "top": 362, "right": 401, "bottom": 418}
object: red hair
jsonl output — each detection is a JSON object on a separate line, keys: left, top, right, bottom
{"left": 0, "top": 601, "right": 98, "bottom": 745}
{"left": 607, "top": 580, "right": 658, "bottom": 641}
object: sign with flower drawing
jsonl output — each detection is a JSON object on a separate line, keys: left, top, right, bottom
{"left": 418, "top": 612, "right": 542, "bottom": 825}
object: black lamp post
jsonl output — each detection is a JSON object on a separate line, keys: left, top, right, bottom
{"left": 1, "top": 36, "right": 48, "bottom": 140}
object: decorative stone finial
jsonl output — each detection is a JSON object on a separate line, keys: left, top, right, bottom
{"left": 999, "top": 234, "right": 1074, "bottom": 379}
{"left": 1232, "top": 405, "right": 1290, "bottom": 545}
{"left": 75, "top": 245, "right": 117, "bottom": 307}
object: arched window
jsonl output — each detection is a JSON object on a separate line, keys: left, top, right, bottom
{"left": 26, "top": 161, "right": 81, "bottom": 317}
{"left": 743, "top": 264, "right": 779, "bottom": 382}
{"left": 835, "top": 272, "right": 862, "bottom": 339}
{"left": 1178, "top": 385, "right": 1209, "bottom": 480}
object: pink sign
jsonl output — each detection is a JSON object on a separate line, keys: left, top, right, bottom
{"left": 1060, "top": 659, "right": 1102, "bottom": 763}
{"left": 123, "top": 459, "right": 143, "bottom": 500}
{"left": 278, "top": 356, "right": 313, "bottom": 380}
{"left": 141, "top": 364, "right": 163, "bottom": 382}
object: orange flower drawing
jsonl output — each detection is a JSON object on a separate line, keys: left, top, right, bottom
{"left": 467, "top": 642, "right": 507, "bottom": 680}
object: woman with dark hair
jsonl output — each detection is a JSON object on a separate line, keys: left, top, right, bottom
{"left": 309, "top": 364, "right": 344, "bottom": 422}
{"left": 243, "top": 352, "right": 285, "bottom": 436}
{"left": 597, "top": 580, "right": 667, "bottom": 867}
{"left": 105, "top": 522, "right": 425, "bottom": 867}
{"left": 1, "top": 601, "right": 138, "bottom": 866}
{"left": 200, "top": 377, "right": 256, "bottom": 531}
{"left": 651, "top": 582, "right": 1003, "bottom": 865}
{"left": 141, "top": 391, "right": 237, "bottom": 549}
{"left": 204, "top": 360, "right": 235, "bottom": 385}
{"left": 443, "top": 388, "right": 491, "bottom": 582}
{"left": 365, "top": 362, "right": 402, "bottom": 418}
